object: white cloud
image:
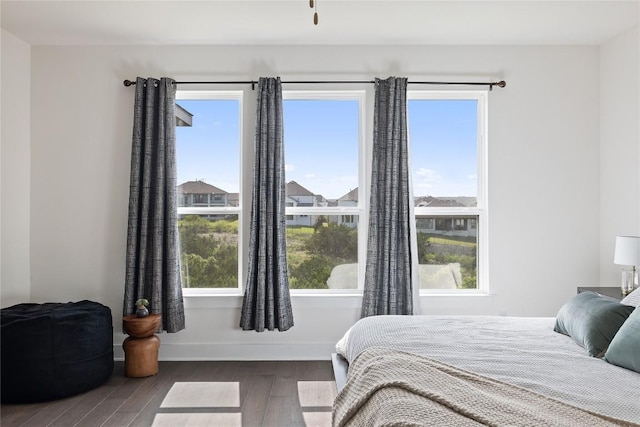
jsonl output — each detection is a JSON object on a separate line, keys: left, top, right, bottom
{"left": 304, "top": 173, "right": 316, "bottom": 179}
{"left": 285, "top": 164, "right": 295, "bottom": 172}
{"left": 414, "top": 168, "right": 442, "bottom": 189}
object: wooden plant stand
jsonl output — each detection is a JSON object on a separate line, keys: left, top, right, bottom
{"left": 122, "top": 314, "right": 161, "bottom": 378}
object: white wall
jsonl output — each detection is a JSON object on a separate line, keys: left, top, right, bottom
{"left": 599, "top": 25, "right": 640, "bottom": 284}
{"left": 26, "top": 43, "right": 610, "bottom": 360}
{"left": 1, "top": 29, "right": 31, "bottom": 307}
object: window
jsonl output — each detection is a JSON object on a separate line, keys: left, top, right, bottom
{"left": 435, "top": 218, "right": 453, "bottom": 231}
{"left": 175, "top": 92, "right": 242, "bottom": 290}
{"left": 409, "top": 92, "right": 487, "bottom": 291}
{"left": 341, "top": 215, "right": 355, "bottom": 224}
{"left": 454, "top": 219, "right": 467, "bottom": 231}
{"left": 174, "top": 88, "right": 487, "bottom": 295}
{"left": 282, "top": 92, "right": 364, "bottom": 291}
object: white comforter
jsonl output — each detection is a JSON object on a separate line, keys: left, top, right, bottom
{"left": 336, "top": 315, "right": 640, "bottom": 424}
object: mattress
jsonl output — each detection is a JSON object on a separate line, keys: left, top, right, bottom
{"left": 335, "top": 315, "right": 640, "bottom": 424}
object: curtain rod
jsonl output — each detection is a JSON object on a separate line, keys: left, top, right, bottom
{"left": 123, "top": 79, "right": 506, "bottom": 90}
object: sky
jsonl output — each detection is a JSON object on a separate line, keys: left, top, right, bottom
{"left": 175, "top": 97, "right": 478, "bottom": 201}
{"left": 176, "top": 99, "right": 240, "bottom": 194}
{"left": 283, "top": 99, "right": 359, "bottom": 200}
{"left": 408, "top": 99, "right": 478, "bottom": 199}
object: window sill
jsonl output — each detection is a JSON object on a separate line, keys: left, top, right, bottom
{"left": 182, "top": 290, "right": 493, "bottom": 310}
{"left": 419, "top": 290, "right": 491, "bottom": 297}
{"left": 183, "top": 292, "right": 365, "bottom": 309}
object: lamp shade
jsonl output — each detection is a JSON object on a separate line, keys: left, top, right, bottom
{"left": 614, "top": 236, "right": 640, "bottom": 266}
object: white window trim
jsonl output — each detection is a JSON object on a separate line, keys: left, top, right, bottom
{"left": 408, "top": 90, "right": 489, "bottom": 295}
{"left": 176, "top": 90, "right": 245, "bottom": 295}
{"left": 283, "top": 90, "right": 367, "bottom": 293}
{"left": 176, "top": 88, "right": 489, "bottom": 297}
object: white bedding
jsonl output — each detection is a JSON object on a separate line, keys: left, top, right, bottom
{"left": 336, "top": 315, "right": 640, "bottom": 424}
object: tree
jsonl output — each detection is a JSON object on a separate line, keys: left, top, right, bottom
{"left": 416, "top": 232, "right": 431, "bottom": 261}
{"left": 178, "top": 215, "right": 218, "bottom": 258}
{"left": 290, "top": 256, "right": 332, "bottom": 289}
{"left": 181, "top": 253, "right": 208, "bottom": 288}
{"left": 178, "top": 216, "right": 239, "bottom": 287}
{"left": 313, "top": 215, "right": 328, "bottom": 232}
{"left": 306, "top": 223, "right": 357, "bottom": 261}
{"left": 209, "top": 244, "right": 238, "bottom": 287}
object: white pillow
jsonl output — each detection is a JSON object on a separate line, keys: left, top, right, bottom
{"left": 621, "top": 287, "right": 640, "bottom": 307}
{"left": 335, "top": 326, "right": 353, "bottom": 358}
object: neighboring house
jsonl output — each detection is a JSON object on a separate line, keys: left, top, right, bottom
{"left": 178, "top": 180, "right": 229, "bottom": 207}
{"left": 175, "top": 103, "right": 193, "bottom": 127}
{"left": 227, "top": 192, "right": 239, "bottom": 207}
{"left": 285, "top": 181, "right": 319, "bottom": 227}
{"left": 315, "top": 194, "right": 329, "bottom": 208}
{"left": 414, "top": 196, "right": 473, "bottom": 208}
{"left": 416, "top": 217, "right": 477, "bottom": 238}
{"left": 414, "top": 196, "right": 478, "bottom": 238}
{"left": 335, "top": 188, "right": 358, "bottom": 228}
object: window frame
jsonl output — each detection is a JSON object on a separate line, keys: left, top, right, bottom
{"left": 282, "top": 90, "right": 367, "bottom": 294}
{"left": 174, "top": 88, "right": 488, "bottom": 297}
{"left": 175, "top": 90, "right": 244, "bottom": 295}
{"left": 408, "top": 90, "right": 489, "bottom": 295}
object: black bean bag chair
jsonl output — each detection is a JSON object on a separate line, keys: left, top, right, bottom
{"left": 1, "top": 300, "right": 114, "bottom": 403}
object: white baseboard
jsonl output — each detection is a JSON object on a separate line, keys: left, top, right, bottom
{"left": 113, "top": 342, "right": 335, "bottom": 361}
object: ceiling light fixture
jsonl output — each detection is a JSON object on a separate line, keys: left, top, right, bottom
{"left": 309, "top": 0, "right": 318, "bottom": 25}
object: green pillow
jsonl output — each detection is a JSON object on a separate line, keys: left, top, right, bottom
{"left": 604, "top": 307, "right": 640, "bottom": 372}
{"left": 554, "top": 291, "right": 634, "bottom": 357}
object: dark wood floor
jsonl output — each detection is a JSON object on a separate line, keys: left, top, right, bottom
{"left": 1, "top": 360, "right": 337, "bottom": 427}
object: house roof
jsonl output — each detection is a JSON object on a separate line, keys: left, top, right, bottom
{"left": 178, "top": 180, "right": 227, "bottom": 195}
{"left": 415, "top": 196, "right": 466, "bottom": 208}
{"left": 338, "top": 188, "right": 358, "bottom": 202}
{"left": 286, "top": 181, "right": 315, "bottom": 197}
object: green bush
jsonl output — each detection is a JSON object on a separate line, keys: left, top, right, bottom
{"left": 178, "top": 216, "right": 239, "bottom": 288}
{"left": 178, "top": 216, "right": 218, "bottom": 258}
{"left": 209, "top": 244, "right": 238, "bottom": 287}
{"left": 181, "top": 253, "right": 209, "bottom": 288}
{"left": 417, "top": 232, "right": 431, "bottom": 261}
{"left": 290, "top": 256, "right": 332, "bottom": 289}
{"left": 306, "top": 223, "right": 357, "bottom": 261}
{"left": 210, "top": 219, "right": 238, "bottom": 234}
{"left": 180, "top": 242, "right": 238, "bottom": 288}
{"left": 461, "top": 275, "right": 477, "bottom": 289}
{"left": 417, "top": 232, "right": 477, "bottom": 289}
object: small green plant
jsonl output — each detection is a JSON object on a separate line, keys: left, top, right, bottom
{"left": 134, "top": 298, "right": 150, "bottom": 318}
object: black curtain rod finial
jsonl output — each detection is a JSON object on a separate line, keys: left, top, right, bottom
{"left": 488, "top": 80, "right": 506, "bottom": 91}
{"left": 123, "top": 79, "right": 135, "bottom": 87}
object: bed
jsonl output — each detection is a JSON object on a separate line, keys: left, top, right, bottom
{"left": 332, "top": 291, "right": 640, "bottom": 426}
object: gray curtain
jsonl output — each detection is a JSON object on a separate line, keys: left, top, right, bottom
{"left": 240, "top": 77, "right": 294, "bottom": 332}
{"left": 361, "top": 77, "right": 414, "bottom": 318}
{"left": 124, "top": 77, "right": 185, "bottom": 333}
